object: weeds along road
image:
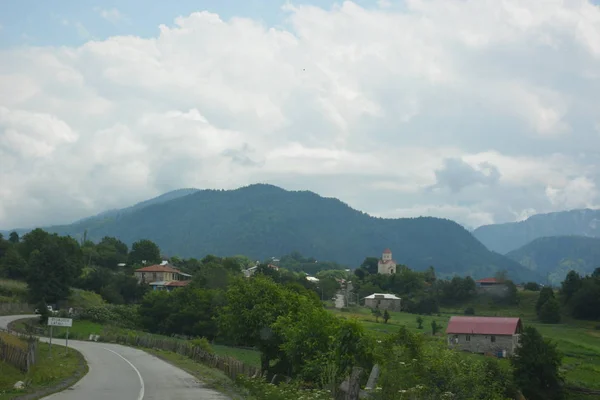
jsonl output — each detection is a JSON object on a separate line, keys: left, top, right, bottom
{"left": 0, "top": 315, "right": 228, "bottom": 400}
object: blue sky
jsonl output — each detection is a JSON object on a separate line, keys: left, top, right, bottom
{"left": 0, "top": 0, "right": 386, "bottom": 48}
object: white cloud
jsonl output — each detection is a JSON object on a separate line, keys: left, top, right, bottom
{"left": 1, "top": 0, "right": 600, "bottom": 229}
{"left": 94, "top": 7, "right": 127, "bottom": 24}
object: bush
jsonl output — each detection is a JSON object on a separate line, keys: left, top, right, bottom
{"left": 236, "top": 376, "right": 331, "bottom": 400}
{"left": 524, "top": 282, "right": 541, "bottom": 291}
{"left": 190, "top": 337, "right": 214, "bottom": 354}
{"left": 77, "top": 304, "right": 140, "bottom": 328}
{"left": 464, "top": 307, "right": 475, "bottom": 315}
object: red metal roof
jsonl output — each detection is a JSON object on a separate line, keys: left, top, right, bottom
{"left": 383, "top": 248, "right": 392, "bottom": 254}
{"left": 476, "top": 277, "right": 500, "bottom": 284}
{"left": 135, "top": 264, "right": 181, "bottom": 273}
{"left": 446, "top": 316, "right": 522, "bottom": 335}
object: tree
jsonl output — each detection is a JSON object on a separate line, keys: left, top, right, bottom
{"left": 0, "top": 247, "right": 27, "bottom": 279}
{"left": 8, "top": 231, "right": 19, "bottom": 244}
{"left": 26, "top": 234, "right": 83, "bottom": 304}
{"left": 536, "top": 287, "right": 555, "bottom": 315}
{"left": 431, "top": 320, "right": 440, "bottom": 335}
{"left": 524, "top": 282, "right": 541, "bottom": 291}
{"left": 416, "top": 316, "right": 424, "bottom": 329}
{"left": 360, "top": 257, "right": 379, "bottom": 275}
{"left": 95, "top": 236, "right": 129, "bottom": 269}
{"left": 539, "top": 297, "right": 561, "bottom": 324}
{"left": 217, "top": 275, "right": 307, "bottom": 372}
{"left": 560, "top": 271, "right": 582, "bottom": 304}
{"left": 371, "top": 307, "right": 382, "bottom": 323}
{"left": 569, "top": 279, "right": 600, "bottom": 320}
{"left": 511, "top": 326, "right": 564, "bottom": 400}
{"left": 383, "top": 309, "right": 390, "bottom": 324}
{"left": 129, "top": 239, "right": 161, "bottom": 266}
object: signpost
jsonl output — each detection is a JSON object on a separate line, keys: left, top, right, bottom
{"left": 47, "top": 317, "right": 73, "bottom": 356}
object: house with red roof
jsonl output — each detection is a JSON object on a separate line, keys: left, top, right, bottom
{"left": 446, "top": 316, "right": 523, "bottom": 357}
{"left": 134, "top": 262, "right": 192, "bottom": 292}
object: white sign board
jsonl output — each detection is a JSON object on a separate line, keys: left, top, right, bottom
{"left": 48, "top": 317, "right": 73, "bottom": 327}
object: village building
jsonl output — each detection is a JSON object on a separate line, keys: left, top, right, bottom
{"left": 134, "top": 261, "right": 192, "bottom": 291}
{"left": 446, "top": 316, "right": 523, "bottom": 357}
{"left": 377, "top": 248, "right": 397, "bottom": 275}
{"left": 476, "top": 277, "right": 509, "bottom": 297}
{"left": 364, "top": 293, "right": 402, "bottom": 311}
{"left": 242, "top": 263, "right": 280, "bottom": 278}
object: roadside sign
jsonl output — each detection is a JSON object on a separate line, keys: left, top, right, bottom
{"left": 47, "top": 317, "right": 73, "bottom": 357}
{"left": 48, "top": 317, "right": 73, "bottom": 327}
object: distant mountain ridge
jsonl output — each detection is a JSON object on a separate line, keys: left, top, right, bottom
{"left": 473, "top": 209, "right": 600, "bottom": 254}
{"left": 3, "top": 184, "right": 540, "bottom": 282}
{"left": 506, "top": 235, "right": 600, "bottom": 285}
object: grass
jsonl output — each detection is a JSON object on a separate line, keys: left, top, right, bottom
{"left": 212, "top": 345, "right": 261, "bottom": 367}
{"left": 146, "top": 348, "right": 246, "bottom": 399}
{"left": 0, "top": 334, "right": 86, "bottom": 400}
{"left": 329, "top": 291, "right": 600, "bottom": 390}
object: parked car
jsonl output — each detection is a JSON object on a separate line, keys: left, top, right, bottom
{"left": 34, "top": 305, "right": 58, "bottom": 315}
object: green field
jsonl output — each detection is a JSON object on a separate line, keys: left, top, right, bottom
{"left": 0, "top": 279, "right": 28, "bottom": 304}
{"left": 329, "top": 290, "right": 600, "bottom": 390}
{"left": 0, "top": 333, "right": 85, "bottom": 400}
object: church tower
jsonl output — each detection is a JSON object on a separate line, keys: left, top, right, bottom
{"left": 377, "top": 248, "right": 397, "bottom": 275}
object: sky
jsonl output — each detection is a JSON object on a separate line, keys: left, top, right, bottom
{"left": 1, "top": 0, "right": 600, "bottom": 231}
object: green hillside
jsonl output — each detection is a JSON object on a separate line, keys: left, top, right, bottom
{"left": 5, "top": 184, "right": 539, "bottom": 281}
{"left": 473, "top": 208, "right": 600, "bottom": 254}
{"left": 506, "top": 235, "right": 600, "bottom": 285}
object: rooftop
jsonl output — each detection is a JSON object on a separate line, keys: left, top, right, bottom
{"left": 476, "top": 277, "right": 503, "bottom": 284}
{"left": 446, "top": 316, "right": 522, "bottom": 335}
{"left": 364, "top": 293, "right": 401, "bottom": 300}
{"left": 383, "top": 248, "right": 392, "bottom": 254}
{"left": 135, "top": 264, "right": 181, "bottom": 273}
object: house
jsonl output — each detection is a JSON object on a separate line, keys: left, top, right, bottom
{"left": 446, "top": 316, "right": 523, "bottom": 357}
{"left": 149, "top": 280, "right": 191, "bottom": 292}
{"left": 476, "top": 277, "right": 508, "bottom": 297}
{"left": 242, "top": 263, "right": 279, "bottom": 278}
{"left": 134, "top": 262, "right": 192, "bottom": 291}
{"left": 377, "top": 249, "right": 397, "bottom": 275}
{"left": 364, "top": 293, "right": 402, "bottom": 311}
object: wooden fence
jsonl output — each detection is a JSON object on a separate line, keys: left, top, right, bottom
{"left": 100, "top": 332, "right": 261, "bottom": 381}
{"left": 0, "top": 329, "right": 38, "bottom": 372}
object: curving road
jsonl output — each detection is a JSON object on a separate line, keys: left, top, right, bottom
{"left": 0, "top": 315, "right": 229, "bottom": 400}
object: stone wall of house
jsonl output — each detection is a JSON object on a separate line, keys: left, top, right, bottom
{"left": 365, "top": 298, "right": 401, "bottom": 312}
{"left": 447, "top": 333, "right": 518, "bottom": 356}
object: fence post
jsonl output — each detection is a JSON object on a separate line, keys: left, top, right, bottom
{"left": 345, "top": 367, "right": 364, "bottom": 400}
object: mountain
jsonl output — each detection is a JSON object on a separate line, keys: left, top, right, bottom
{"left": 73, "top": 188, "right": 200, "bottom": 224}
{"left": 506, "top": 236, "right": 600, "bottom": 285}
{"left": 4, "top": 184, "right": 539, "bottom": 282}
{"left": 473, "top": 209, "right": 600, "bottom": 254}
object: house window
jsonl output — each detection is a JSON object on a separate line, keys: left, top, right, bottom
{"left": 491, "top": 335, "right": 496, "bottom": 343}
{"left": 466, "top": 335, "right": 471, "bottom": 342}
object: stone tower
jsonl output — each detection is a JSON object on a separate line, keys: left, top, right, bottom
{"left": 377, "top": 248, "right": 397, "bottom": 275}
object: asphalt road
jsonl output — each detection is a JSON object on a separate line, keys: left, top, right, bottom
{"left": 0, "top": 315, "right": 229, "bottom": 400}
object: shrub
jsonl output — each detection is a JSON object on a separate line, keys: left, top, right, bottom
{"left": 77, "top": 304, "right": 140, "bottom": 328}
{"left": 464, "top": 307, "right": 475, "bottom": 315}
{"left": 236, "top": 375, "right": 331, "bottom": 400}
{"left": 191, "top": 337, "right": 214, "bottom": 354}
